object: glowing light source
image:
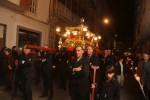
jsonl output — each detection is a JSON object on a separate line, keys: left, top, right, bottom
{"left": 98, "top": 36, "right": 101, "bottom": 39}
{"left": 83, "top": 27, "right": 88, "bottom": 32}
{"left": 66, "top": 31, "right": 70, "bottom": 34}
{"left": 56, "top": 27, "right": 60, "bottom": 32}
{"left": 104, "top": 19, "right": 109, "bottom": 24}
{"left": 94, "top": 37, "right": 98, "bottom": 41}
{"left": 73, "top": 31, "right": 77, "bottom": 35}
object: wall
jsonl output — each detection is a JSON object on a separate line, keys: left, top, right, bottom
{"left": 0, "top": 0, "right": 51, "bottom": 48}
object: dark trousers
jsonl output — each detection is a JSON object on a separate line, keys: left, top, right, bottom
{"left": 59, "top": 69, "right": 66, "bottom": 89}
{"left": 4, "top": 73, "right": 11, "bottom": 89}
{"left": 35, "top": 65, "right": 41, "bottom": 83}
{"left": 70, "top": 84, "right": 88, "bottom": 100}
{"left": 13, "top": 82, "right": 22, "bottom": 98}
{"left": 22, "top": 75, "right": 33, "bottom": 100}
{"left": 42, "top": 72, "right": 53, "bottom": 96}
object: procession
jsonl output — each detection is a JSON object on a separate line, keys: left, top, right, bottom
{"left": 0, "top": 44, "right": 149, "bottom": 100}
{"left": 1, "top": 0, "right": 150, "bottom": 100}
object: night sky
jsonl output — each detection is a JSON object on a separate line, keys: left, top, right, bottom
{"left": 106, "top": 0, "right": 135, "bottom": 48}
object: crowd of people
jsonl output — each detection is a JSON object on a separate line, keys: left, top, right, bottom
{"left": 0, "top": 45, "right": 148, "bottom": 100}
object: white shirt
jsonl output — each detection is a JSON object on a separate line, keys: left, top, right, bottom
{"left": 119, "top": 61, "right": 123, "bottom": 72}
{"left": 77, "top": 57, "right": 82, "bottom": 62}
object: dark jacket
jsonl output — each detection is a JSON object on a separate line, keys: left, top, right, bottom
{"left": 98, "top": 77, "right": 120, "bottom": 100}
{"left": 12, "top": 50, "right": 19, "bottom": 60}
{"left": 141, "top": 61, "right": 150, "bottom": 90}
{"left": 41, "top": 52, "right": 53, "bottom": 73}
{"left": 116, "top": 62, "right": 127, "bottom": 75}
{"left": 19, "top": 52, "right": 36, "bottom": 78}
{"left": 100, "top": 55, "right": 114, "bottom": 78}
{"left": 68, "top": 56, "right": 90, "bottom": 93}
{"left": 136, "top": 60, "right": 144, "bottom": 78}
{"left": 89, "top": 54, "right": 99, "bottom": 83}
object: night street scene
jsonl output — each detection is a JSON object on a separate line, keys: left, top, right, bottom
{"left": 0, "top": 0, "right": 150, "bottom": 100}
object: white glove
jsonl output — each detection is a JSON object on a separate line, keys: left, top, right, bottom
{"left": 22, "top": 61, "right": 25, "bottom": 64}
{"left": 42, "top": 59, "right": 46, "bottom": 62}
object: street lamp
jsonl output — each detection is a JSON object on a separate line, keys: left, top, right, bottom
{"left": 104, "top": 18, "right": 109, "bottom": 24}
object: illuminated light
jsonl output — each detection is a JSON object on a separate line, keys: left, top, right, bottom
{"left": 56, "top": 27, "right": 60, "bottom": 32}
{"left": 94, "top": 37, "right": 98, "bottom": 41}
{"left": 73, "top": 31, "right": 78, "bottom": 35}
{"left": 66, "top": 31, "right": 70, "bottom": 34}
{"left": 86, "top": 32, "right": 90, "bottom": 37}
{"left": 98, "top": 36, "right": 101, "bottom": 39}
{"left": 64, "top": 34, "right": 67, "bottom": 37}
{"left": 104, "top": 19, "right": 109, "bottom": 24}
{"left": 83, "top": 27, "right": 88, "bottom": 31}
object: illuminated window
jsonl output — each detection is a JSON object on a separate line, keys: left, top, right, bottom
{"left": 29, "top": 0, "right": 37, "bottom": 14}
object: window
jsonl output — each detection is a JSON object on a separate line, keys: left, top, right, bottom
{"left": 29, "top": 0, "right": 37, "bottom": 14}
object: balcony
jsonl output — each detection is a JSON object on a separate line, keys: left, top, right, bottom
{"left": 53, "top": 2, "right": 80, "bottom": 24}
{"left": 53, "top": 2, "right": 72, "bottom": 21}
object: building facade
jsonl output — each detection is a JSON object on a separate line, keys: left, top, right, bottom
{"left": 133, "top": 0, "right": 150, "bottom": 53}
{"left": 0, "top": 0, "right": 115, "bottom": 50}
{"left": 0, "top": 0, "right": 51, "bottom": 49}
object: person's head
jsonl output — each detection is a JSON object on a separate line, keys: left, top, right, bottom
{"left": 76, "top": 46, "right": 84, "bottom": 58}
{"left": 143, "top": 53, "right": 149, "bottom": 62}
{"left": 104, "top": 49, "right": 108, "bottom": 55}
{"left": 37, "top": 51, "right": 41, "bottom": 56}
{"left": 15, "top": 59, "right": 18, "bottom": 67}
{"left": 86, "top": 45, "right": 93, "bottom": 55}
{"left": 142, "top": 53, "right": 146, "bottom": 58}
{"left": 107, "top": 49, "right": 111, "bottom": 54}
{"left": 12, "top": 46, "right": 17, "bottom": 51}
{"left": 23, "top": 45, "right": 31, "bottom": 55}
{"left": 105, "top": 65, "right": 115, "bottom": 80}
{"left": 5, "top": 48, "right": 11, "bottom": 56}
{"left": 119, "top": 58, "right": 123, "bottom": 63}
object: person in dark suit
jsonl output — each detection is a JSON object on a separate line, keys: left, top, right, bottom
{"left": 58, "top": 51, "right": 69, "bottom": 90}
{"left": 99, "top": 49, "right": 114, "bottom": 81}
{"left": 141, "top": 53, "right": 150, "bottom": 99}
{"left": 116, "top": 58, "right": 127, "bottom": 88}
{"left": 20, "top": 45, "right": 36, "bottom": 100}
{"left": 39, "top": 45, "right": 53, "bottom": 100}
{"left": 68, "top": 46, "right": 90, "bottom": 100}
{"left": 86, "top": 45, "right": 99, "bottom": 100}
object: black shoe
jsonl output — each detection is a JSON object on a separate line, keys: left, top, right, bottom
{"left": 39, "top": 93, "right": 48, "bottom": 98}
{"left": 48, "top": 95, "right": 53, "bottom": 100}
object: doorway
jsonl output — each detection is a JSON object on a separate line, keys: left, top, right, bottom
{"left": 0, "top": 24, "right": 6, "bottom": 50}
{"left": 17, "top": 26, "right": 41, "bottom": 48}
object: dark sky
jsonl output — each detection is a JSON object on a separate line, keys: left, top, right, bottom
{"left": 106, "top": 0, "right": 135, "bottom": 43}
